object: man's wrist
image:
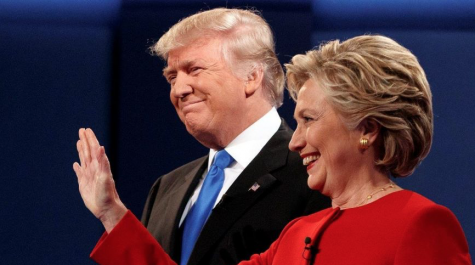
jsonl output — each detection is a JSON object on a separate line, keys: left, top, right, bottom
{"left": 99, "top": 203, "right": 128, "bottom": 233}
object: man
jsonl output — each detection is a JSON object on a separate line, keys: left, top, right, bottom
{"left": 73, "top": 8, "right": 329, "bottom": 265}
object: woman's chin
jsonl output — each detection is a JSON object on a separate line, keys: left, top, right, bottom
{"left": 307, "top": 176, "right": 324, "bottom": 191}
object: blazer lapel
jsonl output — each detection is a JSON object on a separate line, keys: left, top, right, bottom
{"left": 147, "top": 156, "right": 208, "bottom": 260}
{"left": 188, "top": 121, "right": 292, "bottom": 265}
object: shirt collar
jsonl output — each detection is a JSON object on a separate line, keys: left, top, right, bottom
{"left": 208, "top": 107, "right": 281, "bottom": 169}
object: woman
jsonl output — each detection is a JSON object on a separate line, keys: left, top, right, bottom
{"left": 88, "top": 35, "right": 471, "bottom": 264}
{"left": 248, "top": 34, "right": 472, "bottom": 264}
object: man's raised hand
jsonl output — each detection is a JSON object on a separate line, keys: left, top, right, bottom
{"left": 73, "top": 128, "right": 127, "bottom": 232}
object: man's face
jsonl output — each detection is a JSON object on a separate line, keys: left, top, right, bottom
{"left": 163, "top": 38, "right": 248, "bottom": 149}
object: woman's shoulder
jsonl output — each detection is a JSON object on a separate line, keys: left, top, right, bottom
{"left": 373, "top": 189, "right": 442, "bottom": 209}
{"left": 357, "top": 190, "right": 460, "bottom": 228}
{"left": 395, "top": 190, "right": 452, "bottom": 215}
{"left": 400, "top": 190, "right": 437, "bottom": 205}
{"left": 393, "top": 191, "right": 471, "bottom": 264}
{"left": 362, "top": 190, "right": 471, "bottom": 264}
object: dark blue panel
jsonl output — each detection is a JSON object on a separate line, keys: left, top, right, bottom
{"left": 0, "top": 0, "right": 121, "bottom": 26}
{"left": 0, "top": 22, "right": 115, "bottom": 265}
{"left": 312, "top": 29, "right": 475, "bottom": 258}
{"left": 313, "top": 0, "right": 475, "bottom": 30}
{"left": 123, "top": 0, "right": 311, "bottom": 9}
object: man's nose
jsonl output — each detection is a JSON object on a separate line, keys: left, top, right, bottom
{"left": 172, "top": 73, "right": 193, "bottom": 99}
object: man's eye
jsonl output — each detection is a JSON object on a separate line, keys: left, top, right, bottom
{"left": 303, "top": 116, "right": 313, "bottom": 122}
{"left": 190, "top": 67, "right": 202, "bottom": 73}
{"left": 167, "top": 76, "right": 176, "bottom": 83}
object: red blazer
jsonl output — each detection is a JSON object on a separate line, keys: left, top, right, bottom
{"left": 91, "top": 190, "right": 472, "bottom": 265}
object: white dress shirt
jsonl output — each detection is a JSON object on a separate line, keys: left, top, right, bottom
{"left": 179, "top": 107, "right": 281, "bottom": 226}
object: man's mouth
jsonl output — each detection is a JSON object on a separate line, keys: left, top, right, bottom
{"left": 181, "top": 100, "right": 204, "bottom": 113}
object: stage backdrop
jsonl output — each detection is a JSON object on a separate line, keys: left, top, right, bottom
{"left": 1, "top": 0, "right": 473, "bottom": 264}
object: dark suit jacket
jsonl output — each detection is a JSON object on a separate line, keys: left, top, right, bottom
{"left": 141, "top": 120, "right": 330, "bottom": 265}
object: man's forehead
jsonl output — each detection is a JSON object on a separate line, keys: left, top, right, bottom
{"left": 170, "top": 37, "right": 218, "bottom": 54}
{"left": 163, "top": 43, "right": 224, "bottom": 74}
{"left": 163, "top": 58, "right": 202, "bottom": 74}
{"left": 166, "top": 48, "right": 207, "bottom": 67}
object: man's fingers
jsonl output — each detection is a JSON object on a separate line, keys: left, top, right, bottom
{"left": 73, "top": 162, "right": 80, "bottom": 174}
{"left": 78, "top": 140, "right": 87, "bottom": 168}
{"left": 86, "top": 128, "right": 100, "bottom": 145}
{"left": 86, "top": 128, "right": 101, "bottom": 160}
{"left": 79, "top": 128, "right": 91, "bottom": 165}
{"left": 73, "top": 162, "right": 82, "bottom": 180}
{"left": 98, "top": 146, "right": 112, "bottom": 174}
{"left": 76, "top": 140, "right": 85, "bottom": 166}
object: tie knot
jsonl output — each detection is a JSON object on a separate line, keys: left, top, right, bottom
{"left": 213, "top": 150, "right": 234, "bottom": 169}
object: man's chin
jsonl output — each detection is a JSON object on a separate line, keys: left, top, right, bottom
{"left": 186, "top": 125, "right": 222, "bottom": 149}
{"left": 185, "top": 123, "right": 206, "bottom": 140}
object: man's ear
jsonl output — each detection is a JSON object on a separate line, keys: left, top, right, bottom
{"left": 244, "top": 64, "right": 264, "bottom": 97}
{"left": 358, "top": 118, "right": 380, "bottom": 146}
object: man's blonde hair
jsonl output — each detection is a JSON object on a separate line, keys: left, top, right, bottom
{"left": 286, "top": 35, "right": 433, "bottom": 177}
{"left": 151, "top": 8, "right": 284, "bottom": 107}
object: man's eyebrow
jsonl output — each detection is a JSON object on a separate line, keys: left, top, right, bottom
{"left": 162, "top": 66, "right": 175, "bottom": 77}
{"left": 163, "top": 60, "right": 196, "bottom": 77}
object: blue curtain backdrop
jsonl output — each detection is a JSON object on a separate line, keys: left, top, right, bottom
{"left": 1, "top": 0, "right": 473, "bottom": 263}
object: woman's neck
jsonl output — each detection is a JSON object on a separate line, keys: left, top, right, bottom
{"left": 330, "top": 171, "right": 401, "bottom": 209}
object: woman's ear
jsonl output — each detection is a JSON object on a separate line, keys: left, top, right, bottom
{"left": 358, "top": 118, "right": 380, "bottom": 147}
{"left": 244, "top": 64, "right": 264, "bottom": 97}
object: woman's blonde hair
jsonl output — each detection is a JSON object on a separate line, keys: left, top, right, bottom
{"left": 286, "top": 35, "right": 433, "bottom": 177}
{"left": 151, "top": 8, "right": 284, "bottom": 107}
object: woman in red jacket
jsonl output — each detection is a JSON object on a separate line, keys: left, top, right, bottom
{"left": 75, "top": 35, "right": 471, "bottom": 264}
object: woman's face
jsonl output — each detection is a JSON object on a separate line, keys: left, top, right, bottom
{"left": 289, "top": 79, "right": 362, "bottom": 194}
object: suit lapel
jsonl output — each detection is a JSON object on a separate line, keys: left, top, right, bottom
{"left": 188, "top": 121, "right": 293, "bottom": 265}
{"left": 147, "top": 156, "right": 208, "bottom": 260}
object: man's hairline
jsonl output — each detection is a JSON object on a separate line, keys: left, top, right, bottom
{"left": 160, "top": 35, "right": 250, "bottom": 82}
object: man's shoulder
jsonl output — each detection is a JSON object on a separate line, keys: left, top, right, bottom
{"left": 163, "top": 155, "right": 208, "bottom": 177}
{"left": 151, "top": 155, "right": 208, "bottom": 189}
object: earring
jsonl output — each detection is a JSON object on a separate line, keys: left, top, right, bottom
{"left": 359, "top": 138, "right": 369, "bottom": 150}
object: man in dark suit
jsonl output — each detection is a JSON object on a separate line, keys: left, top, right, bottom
{"left": 73, "top": 8, "right": 329, "bottom": 265}
{"left": 142, "top": 8, "right": 329, "bottom": 265}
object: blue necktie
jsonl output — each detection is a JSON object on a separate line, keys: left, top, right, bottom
{"left": 180, "top": 150, "right": 234, "bottom": 265}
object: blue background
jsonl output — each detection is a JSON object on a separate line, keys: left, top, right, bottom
{"left": 1, "top": 0, "right": 474, "bottom": 263}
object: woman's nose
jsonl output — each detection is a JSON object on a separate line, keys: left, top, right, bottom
{"left": 289, "top": 126, "right": 305, "bottom": 153}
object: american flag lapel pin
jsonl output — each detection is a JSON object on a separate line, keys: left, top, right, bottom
{"left": 248, "top": 182, "right": 260, "bottom": 192}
